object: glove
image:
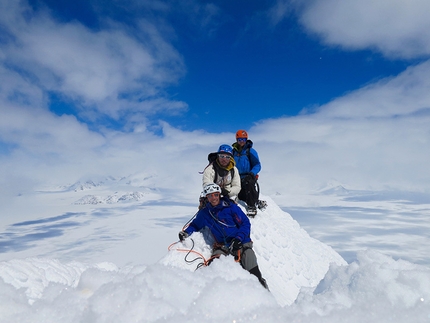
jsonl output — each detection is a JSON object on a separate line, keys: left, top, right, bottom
{"left": 178, "top": 231, "right": 189, "bottom": 242}
{"left": 221, "top": 187, "right": 229, "bottom": 197}
{"left": 229, "top": 238, "right": 243, "bottom": 253}
{"left": 246, "top": 173, "right": 255, "bottom": 182}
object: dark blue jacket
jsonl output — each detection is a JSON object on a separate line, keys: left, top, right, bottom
{"left": 184, "top": 197, "right": 251, "bottom": 245}
{"left": 232, "top": 140, "right": 261, "bottom": 178}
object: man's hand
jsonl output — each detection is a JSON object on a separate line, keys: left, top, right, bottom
{"left": 229, "top": 238, "right": 243, "bottom": 253}
{"left": 178, "top": 231, "right": 189, "bottom": 242}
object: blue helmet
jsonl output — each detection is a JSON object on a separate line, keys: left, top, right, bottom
{"left": 218, "top": 144, "right": 233, "bottom": 156}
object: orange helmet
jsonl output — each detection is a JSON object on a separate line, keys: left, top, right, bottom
{"left": 236, "top": 129, "right": 248, "bottom": 139}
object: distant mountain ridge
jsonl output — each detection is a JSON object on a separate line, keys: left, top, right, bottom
{"left": 74, "top": 191, "right": 147, "bottom": 205}
{"left": 36, "top": 174, "right": 161, "bottom": 205}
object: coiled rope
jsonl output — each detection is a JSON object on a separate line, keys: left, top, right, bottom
{"left": 168, "top": 238, "right": 220, "bottom": 270}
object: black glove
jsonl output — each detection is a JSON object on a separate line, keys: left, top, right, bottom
{"left": 178, "top": 231, "right": 189, "bottom": 242}
{"left": 246, "top": 173, "right": 255, "bottom": 182}
{"left": 229, "top": 238, "right": 243, "bottom": 254}
{"left": 221, "top": 188, "right": 229, "bottom": 197}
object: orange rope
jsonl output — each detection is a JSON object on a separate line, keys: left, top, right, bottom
{"left": 168, "top": 241, "right": 217, "bottom": 267}
{"left": 168, "top": 241, "right": 241, "bottom": 267}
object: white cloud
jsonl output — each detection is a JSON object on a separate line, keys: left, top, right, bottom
{"left": 251, "top": 61, "right": 430, "bottom": 194}
{"left": 320, "top": 61, "right": 430, "bottom": 118}
{"left": 0, "top": 0, "right": 186, "bottom": 119}
{"left": 276, "top": 0, "right": 430, "bottom": 59}
{"left": 2, "top": 61, "right": 430, "bottom": 201}
{"left": 257, "top": 0, "right": 430, "bottom": 191}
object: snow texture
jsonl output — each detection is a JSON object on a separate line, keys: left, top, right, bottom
{"left": 1, "top": 195, "right": 429, "bottom": 322}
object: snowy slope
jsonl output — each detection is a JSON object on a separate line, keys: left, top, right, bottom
{"left": 0, "top": 196, "right": 344, "bottom": 307}
{"left": 1, "top": 196, "right": 430, "bottom": 322}
{"left": 163, "top": 196, "right": 345, "bottom": 306}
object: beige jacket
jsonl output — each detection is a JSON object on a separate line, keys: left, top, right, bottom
{"left": 202, "top": 162, "right": 241, "bottom": 200}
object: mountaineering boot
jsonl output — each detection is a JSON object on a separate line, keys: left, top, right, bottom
{"left": 259, "top": 277, "right": 269, "bottom": 290}
{"left": 247, "top": 206, "right": 257, "bottom": 217}
{"left": 249, "top": 266, "right": 269, "bottom": 290}
{"left": 257, "top": 200, "right": 267, "bottom": 211}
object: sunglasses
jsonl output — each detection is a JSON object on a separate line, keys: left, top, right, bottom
{"left": 207, "top": 192, "right": 220, "bottom": 199}
{"left": 237, "top": 138, "right": 247, "bottom": 142}
{"left": 218, "top": 154, "right": 230, "bottom": 159}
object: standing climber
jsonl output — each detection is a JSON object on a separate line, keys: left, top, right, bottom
{"left": 232, "top": 130, "right": 266, "bottom": 217}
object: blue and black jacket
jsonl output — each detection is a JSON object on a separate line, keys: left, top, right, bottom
{"left": 184, "top": 197, "right": 251, "bottom": 246}
{"left": 232, "top": 140, "right": 261, "bottom": 178}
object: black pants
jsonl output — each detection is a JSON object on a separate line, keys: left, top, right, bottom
{"left": 238, "top": 175, "right": 259, "bottom": 207}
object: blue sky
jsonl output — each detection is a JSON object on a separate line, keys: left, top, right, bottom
{"left": 24, "top": 0, "right": 414, "bottom": 132}
{"left": 2, "top": 0, "right": 430, "bottom": 199}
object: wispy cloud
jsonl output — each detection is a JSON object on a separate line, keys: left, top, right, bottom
{"left": 274, "top": 0, "right": 430, "bottom": 59}
{"left": 252, "top": 61, "right": 430, "bottom": 193}
{"left": 0, "top": 0, "right": 187, "bottom": 121}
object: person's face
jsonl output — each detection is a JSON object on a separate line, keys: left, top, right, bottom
{"left": 237, "top": 137, "right": 247, "bottom": 147}
{"left": 218, "top": 154, "right": 230, "bottom": 166}
{"left": 206, "top": 192, "right": 220, "bottom": 206}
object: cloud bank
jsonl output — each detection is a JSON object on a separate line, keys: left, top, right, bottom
{"left": 275, "top": 0, "right": 430, "bottom": 59}
{"left": 1, "top": 0, "right": 430, "bottom": 207}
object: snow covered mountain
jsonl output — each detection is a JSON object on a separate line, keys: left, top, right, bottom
{"left": 1, "top": 190, "right": 429, "bottom": 322}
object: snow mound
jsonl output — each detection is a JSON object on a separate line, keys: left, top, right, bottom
{"left": 163, "top": 195, "right": 346, "bottom": 306}
{"left": 291, "top": 250, "right": 430, "bottom": 321}
{"left": 0, "top": 258, "right": 118, "bottom": 303}
{"left": 1, "top": 252, "right": 428, "bottom": 322}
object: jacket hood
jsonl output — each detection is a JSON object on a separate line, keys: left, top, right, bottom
{"left": 232, "top": 139, "right": 253, "bottom": 151}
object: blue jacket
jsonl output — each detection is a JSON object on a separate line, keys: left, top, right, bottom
{"left": 184, "top": 197, "right": 251, "bottom": 245}
{"left": 232, "top": 140, "right": 261, "bottom": 178}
